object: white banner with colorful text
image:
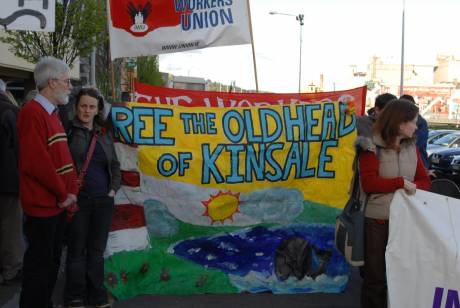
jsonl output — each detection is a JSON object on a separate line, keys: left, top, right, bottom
{"left": 107, "top": 0, "right": 251, "bottom": 59}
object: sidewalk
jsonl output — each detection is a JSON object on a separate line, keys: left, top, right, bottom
{"left": 0, "top": 268, "right": 361, "bottom": 308}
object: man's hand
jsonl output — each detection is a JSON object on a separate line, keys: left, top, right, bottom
{"left": 58, "top": 193, "right": 77, "bottom": 208}
{"left": 108, "top": 189, "right": 115, "bottom": 197}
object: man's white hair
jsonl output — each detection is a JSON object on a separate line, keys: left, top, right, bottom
{"left": 0, "top": 79, "right": 6, "bottom": 93}
{"left": 34, "top": 56, "right": 70, "bottom": 91}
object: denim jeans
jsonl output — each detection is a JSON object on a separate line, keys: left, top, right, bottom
{"left": 20, "top": 211, "right": 66, "bottom": 308}
{"left": 64, "top": 196, "right": 114, "bottom": 305}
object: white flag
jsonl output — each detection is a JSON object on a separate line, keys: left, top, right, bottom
{"left": 1, "top": 0, "right": 55, "bottom": 32}
{"left": 107, "top": 0, "right": 251, "bottom": 60}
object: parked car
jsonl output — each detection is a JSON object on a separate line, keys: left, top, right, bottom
{"left": 427, "top": 131, "right": 460, "bottom": 156}
{"left": 428, "top": 129, "right": 456, "bottom": 145}
{"left": 430, "top": 147, "right": 460, "bottom": 180}
{"left": 450, "top": 155, "right": 460, "bottom": 173}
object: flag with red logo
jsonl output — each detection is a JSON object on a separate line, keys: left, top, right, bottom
{"left": 107, "top": 0, "right": 251, "bottom": 59}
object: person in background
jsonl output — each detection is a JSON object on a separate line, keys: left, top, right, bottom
{"left": 400, "top": 94, "right": 429, "bottom": 168}
{"left": 64, "top": 87, "right": 120, "bottom": 308}
{"left": 0, "top": 79, "right": 24, "bottom": 285}
{"left": 17, "top": 57, "right": 78, "bottom": 308}
{"left": 356, "top": 99, "right": 431, "bottom": 308}
{"left": 5, "top": 90, "right": 18, "bottom": 107}
{"left": 357, "top": 93, "right": 397, "bottom": 137}
{"left": 24, "top": 89, "right": 38, "bottom": 105}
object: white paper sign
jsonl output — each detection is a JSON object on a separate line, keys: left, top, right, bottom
{"left": 1, "top": 0, "right": 55, "bottom": 32}
{"left": 386, "top": 190, "right": 460, "bottom": 308}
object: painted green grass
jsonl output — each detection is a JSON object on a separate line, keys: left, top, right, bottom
{"left": 105, "top": 201, "right": 339, "bottom": 299}
{"left": 296, "top": 200, "right": 341, "bottom": 224}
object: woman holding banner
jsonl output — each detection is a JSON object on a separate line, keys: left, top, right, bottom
{"left": 357, "top": 98, "right": 431, "bottom": 308}
{"left": 64, "top": 88, "right": 121, "bottom": 308}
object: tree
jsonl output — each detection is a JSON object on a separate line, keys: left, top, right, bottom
{"left": 0, "top": 0, "right": 107, "bottom": 66}
{"left": 136, "top": 56, "right": 164, "bottom": 86}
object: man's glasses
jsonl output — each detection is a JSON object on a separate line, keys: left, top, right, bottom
{"left": 52, "top": 78, "right": 72, "bottom": 86}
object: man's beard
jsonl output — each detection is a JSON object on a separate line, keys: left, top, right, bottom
{"left": 55, "top": 90, "right": 69, "bottom": 105}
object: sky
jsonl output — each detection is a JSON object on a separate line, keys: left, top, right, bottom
{"left": 159, "top": 0, "right": 460, "bottom": 93}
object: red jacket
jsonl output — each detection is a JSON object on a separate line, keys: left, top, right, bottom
{"left": 17, "top": 100, "right": 77, "bottom": 217}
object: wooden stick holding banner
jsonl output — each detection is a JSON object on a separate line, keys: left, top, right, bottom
{"left": 106, "top": 0, "right": 116, "bottom": 100}
{"left": 110, "top": 59, "right": 116, "bottom": 101}
{"left": 247, "top": 0, "right": 259, "bottom": 92}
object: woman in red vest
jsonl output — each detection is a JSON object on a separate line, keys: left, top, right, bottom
{"left": 357, "top": 99, "right": 431, "bottom": 308}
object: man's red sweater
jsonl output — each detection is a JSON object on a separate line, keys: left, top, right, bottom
{"left": 17, "top": 100, "right": 77, "bottom": 217}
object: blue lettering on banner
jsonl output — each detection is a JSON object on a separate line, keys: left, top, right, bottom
{"left": 173, "top": 0, "right": 235, "bottom": 31}
{"left": 180, "top": 9, "right": 233, "bottom": 31}
{"left": 202, "top": 143, "right": 225, "bottom": 184}
{"left": 222, "top": 110, "right": 244, "bottom": 143}
{"left": 111, "top": 106, "right": 175, "bottom": 145}
{"left": 259, "top": 108, "right": 282, "bottom": 143}
{"left": 318, "top": 140, "right": 338, "bottom": 178}
{"left": 338, "top": 103, "right": 356, "bottom": 137}
{"left": 111, "top": 103, "right": 356, "bottom": 184}
{"left": 225, "top": 144, "right": 245, "bottom": 183}
{"left": 158, "top": 153, "right": 178, "bottom": 177}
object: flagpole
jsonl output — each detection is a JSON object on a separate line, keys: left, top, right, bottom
{"left": 246, "top": 0, "right": 259, "bottom": 92}
{"left": 400, "top": 0, "right": 405, "bottom": 96}
{"left": 106, "top": 0, "right": 116, "bottom": 101}
{"left": 110, "top": 58, "right": 116, "bottom": 101}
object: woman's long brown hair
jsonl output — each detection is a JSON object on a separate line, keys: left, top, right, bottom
{"left": 373, "top": 98, "right": 419, "bottom": 147}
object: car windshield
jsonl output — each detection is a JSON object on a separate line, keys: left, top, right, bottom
{"left": 429, "top": 130, "right": 440, "bottom": 137}
{"left": 433, "top": 134, "right": 460, "bottom": 146}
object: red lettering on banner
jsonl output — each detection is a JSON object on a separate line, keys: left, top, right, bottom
{"left": 133, "top": 81, "right": 367, "bottom": 116}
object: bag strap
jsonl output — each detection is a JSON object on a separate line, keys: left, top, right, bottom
{"left": 77, "top": 133, "right": 98, "bottom": 193}
{"left": 357, "top": 145, "right": 382, "bottom": 213}
{"left": 350, "top": 155, "right": 361, "bottom": 200}
{"left": 349, "top": 152, "right": 370, "bottom": 213}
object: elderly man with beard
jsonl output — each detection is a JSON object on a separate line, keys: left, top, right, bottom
{"left": 17, "top": 57, "right": 78, "bottom": 308}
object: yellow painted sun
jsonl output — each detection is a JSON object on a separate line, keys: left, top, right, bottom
{"left": 202, "top": 191, "right": 241, "bottom": 225}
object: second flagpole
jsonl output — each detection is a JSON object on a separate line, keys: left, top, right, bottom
{"left": 247, "top": 0, "right": 259, "bottom": 92}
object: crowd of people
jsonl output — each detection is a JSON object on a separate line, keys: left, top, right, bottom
{"left": 0, "top": 56, "right": 120, "bottom": 308}
{"left": 0, "top": 55, "right": 435, "bottom": 308}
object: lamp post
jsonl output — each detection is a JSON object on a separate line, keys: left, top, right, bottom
{"left": 269, "top": 11, "right": 304, "bottom": 93}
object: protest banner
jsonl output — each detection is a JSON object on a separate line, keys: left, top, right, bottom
{"left": 0, "top": 0, "right": 55, "bottom": 31}
{"left": 107, "top": 0, "right": 251, "bottom": 59}
{"left": 386, "top": 190, "right": 460, "bottom": 308}
{"left": 134, "top": 81, "right": 367, "bottom": 116}
{"left": 104, "top": 100, "right": 356, "bottom": 299}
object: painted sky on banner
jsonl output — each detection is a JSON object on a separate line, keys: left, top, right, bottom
{"left": 159, "top": 0, "right": 460, "bottom": 92}
{"left": 111, "top": 101, "right": 356, "bottom": 221}
{"left": 1, "top": 0, "right": 55, "bottom": 31}
{"left": 107, "top": 0, "right": 251, "bottom": 59}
